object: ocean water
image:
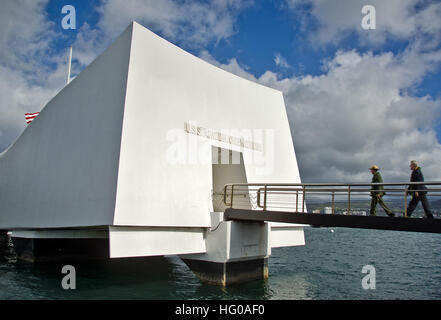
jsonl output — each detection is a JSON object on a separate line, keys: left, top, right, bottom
{"left": 0, "top": 227, "right": 440, "bottom": 300}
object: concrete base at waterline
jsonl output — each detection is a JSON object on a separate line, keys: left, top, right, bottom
{"left": 11, "top": 237, "right": 110, "bottom": 262}
{"left": 180, "top": 212, "right": 270, "bottom": 286}
{"left": 0, "top": 231, "right": 8, "bottom": 259}
{"left": 9, "top": 229, "right": 110, "bottom": 262}
{"left": 182, "top": 257, "right": 268, "bottom": 286}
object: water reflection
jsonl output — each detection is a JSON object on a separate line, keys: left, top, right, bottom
{"left": 1, "top": 227, "right": 440, "bottom": 299}
{"left": 266, "top": 272, "right": 316, "bottom": 300}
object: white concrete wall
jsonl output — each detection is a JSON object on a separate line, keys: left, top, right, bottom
{"left": 113, "top": 22, "right": 302, "bottom": 228}
{"left": 0, "top": 22, "right": 304, "bottom": 255}
{"left": 0, "top": 25, "right": 133, "bottom": 229}
{"left": 181, "top": 213, "right": 270, "bottom": 263}
{"left": 109, "top": 226, "right": 206, "bottom": 258}
{"left": 270, "top": 226, "right": 305, "bottom": 248}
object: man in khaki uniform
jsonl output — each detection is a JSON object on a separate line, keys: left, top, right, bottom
{"left": 369, "top": 165, "right": 394, "bottom": 217}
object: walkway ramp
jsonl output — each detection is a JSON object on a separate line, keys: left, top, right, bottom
{"left": 225, "top": 208, "right": 441, "bottom": 234}
{"left": 223, "top": 182, "right": 441, "bottom": 234}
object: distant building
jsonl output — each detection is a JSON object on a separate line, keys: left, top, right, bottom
{"left": 324, "top": 207, "right": 332, "bottom": 214}
{"left": 312, "top": 209, "right": 321, "bottom": 214}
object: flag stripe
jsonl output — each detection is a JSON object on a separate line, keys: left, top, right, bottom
{"left": 25, "top": 112, "right": 40, "bottom": 124}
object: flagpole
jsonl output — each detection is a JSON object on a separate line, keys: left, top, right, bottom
{"left": 67, "top": 46, "right": 72, "bottom": 85}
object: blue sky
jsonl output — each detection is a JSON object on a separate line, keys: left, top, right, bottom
{"left": 42, "top": 0, "right": 441, "bottom": 96}
{"left": 1, "top": 0, "right": 441, "bottom": 182}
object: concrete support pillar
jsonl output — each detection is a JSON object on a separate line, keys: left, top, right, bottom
{"left": 0, "top": 231, "right": 8, "bottom": 260}
{"left": 182, "top": 257, "right": 268, "bottom": 286}
{"left": 11, "top": 237, "right": 110, "bottom": 262}
{"left": 9, "top": 230, "right": 110, "bottom": 262}
{"left": 180, "top": 212, "right": 270, "bottom": 286}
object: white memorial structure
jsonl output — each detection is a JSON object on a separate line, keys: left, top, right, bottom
{"left": 0, "top": 22, "right": 304, "bottom": 285}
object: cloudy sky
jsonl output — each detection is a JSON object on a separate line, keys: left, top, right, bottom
{"left": 1, "top": 0, "right": 441, "bottom": 183}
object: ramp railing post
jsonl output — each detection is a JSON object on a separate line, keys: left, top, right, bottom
{"left": 263, "top": 185, "right": 268, "bottom": 211}
{"left": 302, "top": 186, "right": 306, "bottom": 213}
{"left": 404, "top": 187, "right": 408, "bottom": 217}
{"left": 296, "top": 189, "right": 299, "bottom": 212}
{"left": 230, "top": 185, "right": 234, "bottom": 208}
{"left": 257, "top": 188, "right": 261, "bottom": 208}
{"left": 332, "top": 191, "right": 335, "bottom": 214}
{"left": 223, "top": 185, "right": 227, "bottom": 206}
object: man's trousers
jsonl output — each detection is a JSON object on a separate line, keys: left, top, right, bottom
{"left": 370, "top": 196, "right": 393, "bottom": 216}
{"left": 406, "top": 194, "right": 433, "bottom": 218}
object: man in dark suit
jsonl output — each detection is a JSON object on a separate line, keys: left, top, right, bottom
{"left": 406, "top": 160, "right": 434, "bottom": 218}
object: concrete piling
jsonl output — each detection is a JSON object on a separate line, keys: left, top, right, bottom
{"left": 0, "top": 231, "right": 11, "bottom": 260}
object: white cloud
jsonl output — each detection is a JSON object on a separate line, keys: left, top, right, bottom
{"left": 0, "top": 0, "right": 253, "bottom": 152}
{"left": 274, "top": 53, "right": 291, "bottom": 68}
{"left": 0, "top": 0, "right": 54, "bottom": 70}
{"left": 72, "top": 0, "right": 253, "bottom": 67}
{"left": 200, "top": 47, "right": 441, "bottom": 183}
{"left": 286, "top": 0, "right": 441, "bottom": 48}
{"left": 73, "top": 0, "right": 441, "bottom": 183}
{"left": 267, "top": 50, "right": 441, "bottom": 182}
{"left": 0, "top": 0, "right": 67, "bottom": 151}
{"left": 266, "top": 0, "right": 441, "bottom": 182}
{"left": 198, "top": 49, "right": 257, "bottom": 82}
{"left": 2, "top": 0, "right": 441, "bottom": 186}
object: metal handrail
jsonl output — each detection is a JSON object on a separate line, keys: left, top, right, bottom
{"left": 223, "top": 182, "right": 441, "bottom": 217}
{"left": 224, "top": 181, "right": 441, "bottom": 187}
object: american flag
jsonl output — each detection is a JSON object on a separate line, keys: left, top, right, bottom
{"left": 25, "top": 112, "right": 40, "bottom": 124}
